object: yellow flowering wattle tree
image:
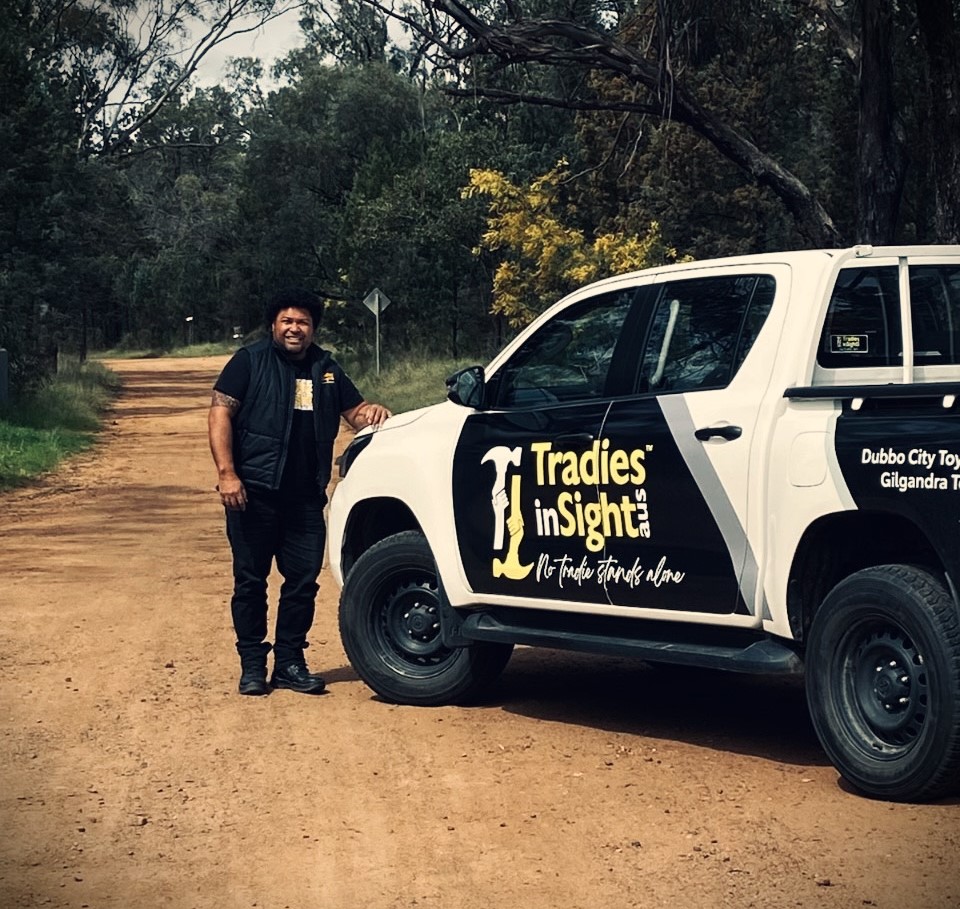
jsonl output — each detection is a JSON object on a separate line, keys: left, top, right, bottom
{"left": 463, "top": 161, "right": 682, "bottom": 328}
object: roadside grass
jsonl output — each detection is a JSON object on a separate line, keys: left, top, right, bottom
{"left": 95, "top": 341, "right": 238, "bottom": 359}
{"left": 0, "top": 359, "right": 119, "bottom": 489}
{"left": 342, "top": 353, "right": 478, "bottom": 414}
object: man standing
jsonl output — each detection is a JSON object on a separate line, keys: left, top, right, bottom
{"left": 208, "top": 288, "right": 391, "bottom": 696}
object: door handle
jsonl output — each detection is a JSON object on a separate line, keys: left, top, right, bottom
{"left": 694, "top": 424, "right": 742, "bottom": 442}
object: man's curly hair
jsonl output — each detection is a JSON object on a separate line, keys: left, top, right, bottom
{"left": 264, "top": 287, "right": 323, "bottom": 329}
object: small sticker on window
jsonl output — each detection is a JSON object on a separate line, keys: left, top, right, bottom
{"left": 830, "top": 334, "right": 869, "bottom": 354}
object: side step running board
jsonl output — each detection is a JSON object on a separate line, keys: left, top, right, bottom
{"left": 458, "top": 611, "right": 804, "bottom": 675}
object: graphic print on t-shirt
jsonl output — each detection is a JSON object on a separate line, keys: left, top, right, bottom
{"left": 294, "top": 377, "right": 313, "bottom": 411}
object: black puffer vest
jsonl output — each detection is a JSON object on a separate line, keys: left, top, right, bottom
{"left": 233, "top": 339, "right": 342, "bottom": 493}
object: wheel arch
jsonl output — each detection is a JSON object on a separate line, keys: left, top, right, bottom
{"left": 787, "top": 510, "right": 956, "bottom": 642}
{"left": 339, "top": 496, "right": 421, "bottom": 580}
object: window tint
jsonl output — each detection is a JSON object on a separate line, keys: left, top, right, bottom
{"left": 818, "top": 267, "right": 901, "bottom": 368}
{"left": 493, "top": 289, "right": 637, "bottom": 408}
{"left": 818, "top": 264, "right": 960, "bottom": 368}
{"left": 909, "top": 265, "right": 960, "bottom": 365}
{"left": 638, "top": 275, "right": 775, "bottom": 393}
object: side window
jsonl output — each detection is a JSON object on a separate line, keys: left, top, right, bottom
{"left": 639, "top": 274, "right": 775, "bottom": 393}
{"left": 818, "top": 267, "right": 901, "bottom": 368}
{"left": 492, "top": 289, "right": 637, "bottom": 408}
{"left": 909, "top": 265, "right": 960, "bottom": 365}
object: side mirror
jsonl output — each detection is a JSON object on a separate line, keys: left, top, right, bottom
{"left": 446, "top": 365, "right": 486, "bottom": 409}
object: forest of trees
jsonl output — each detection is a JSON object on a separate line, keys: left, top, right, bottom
{"left": 2, "top": 0, "right": 958, "bottom": 394}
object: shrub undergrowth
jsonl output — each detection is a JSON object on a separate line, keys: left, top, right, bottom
{"left": 0, "top": 359, "right": 119, "bottom": 489}
{"left": 341, "top": 353, "right": 478, "bottom": 415}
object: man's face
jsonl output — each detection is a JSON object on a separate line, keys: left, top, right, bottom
{"left": 271, "top": 307, "right": 315, "bottom": 359}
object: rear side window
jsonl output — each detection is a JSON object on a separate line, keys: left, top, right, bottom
{"left": 638, "top": 274, "right": 776, "bottom": 393}
{"left": 818, "top": 264, "right": 960, "bottom": 368}
{"left": 909, "top": 265, "right": 960, "bottom": 365}
{"left": 818, "top": 267, "right": 901, "bottom": 368}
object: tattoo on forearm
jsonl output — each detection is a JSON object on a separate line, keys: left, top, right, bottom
{"left": 211, "top": 390, "right": 240, "bottom": 415}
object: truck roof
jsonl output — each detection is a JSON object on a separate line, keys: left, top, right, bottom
{"left": 584, "top": 244, "right": 960, "bottom": 290}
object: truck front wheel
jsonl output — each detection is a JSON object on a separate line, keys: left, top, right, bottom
{"left": 806, "top": 565, "right": 960, "bottom": 801}
{"left": 338, "top": 531, "right": 513, "bottom": 706}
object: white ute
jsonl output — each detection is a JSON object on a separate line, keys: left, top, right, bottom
{"left": 329, "top": 246, "right": 960, "bottom": 802}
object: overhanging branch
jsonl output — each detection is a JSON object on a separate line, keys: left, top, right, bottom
{"left": 424, "top": 0, "right": 841, "bottom": 245}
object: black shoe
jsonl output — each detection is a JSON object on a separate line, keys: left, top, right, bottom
{"left": 238, "top": 665, "right": 269, "bottom": 696}
{"left": 271, "top": 661, "right": 326, "bottom": 694}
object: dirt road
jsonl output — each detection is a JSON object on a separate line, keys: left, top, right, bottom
{"left": 1, "top": 355, "right": 958, "bottom": 909}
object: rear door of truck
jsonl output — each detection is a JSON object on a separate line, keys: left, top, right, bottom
{"left": 599, "top": 263, "right": 791, "bottom": 616}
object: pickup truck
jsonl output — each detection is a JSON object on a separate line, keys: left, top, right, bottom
{"left": 328, "top": 245, "right": 960, "bottom": 802}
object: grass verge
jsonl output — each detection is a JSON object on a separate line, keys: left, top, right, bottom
{"left": 94, "top": 341, "right": 239, "bottom": 360}
{"left": 342, "top": 354, "right": 478, "bottom": 414}
{"left": 0, "top": 359, "right": 120, "bottom": 490}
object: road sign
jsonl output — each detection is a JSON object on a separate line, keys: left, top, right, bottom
{"left": 363, "top": 288, "right": 391, "bottom": 315}
{"left": 363, "top": 288, "right": 392, "bottom": 375}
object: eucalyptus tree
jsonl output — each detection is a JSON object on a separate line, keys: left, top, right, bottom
{"left": 1, "top": 0, "right": 308, "bottom": 388}
{"left": 341, "top": 0, "right": 960, "bottom": 247}
{"left": 115, "top": 81, "right": 254, "bottom": 349}
{"left": 236, "top": 55, "right": 493, "bottom": 357}
{"left": 335, "top": 124, "right": 506, "bottom": 359}
{"left": 38, "top": 0, "right": 305, "bottom": 158}
{"left": 298, "top": 0, "right": 391, "bottom": 64}
{"left": 0, "top": 0, "right": 83, "bottom": 386}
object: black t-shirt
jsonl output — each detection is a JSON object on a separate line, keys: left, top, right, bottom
{"left": 214, "top": 344, "right": 363, "bottom": 493}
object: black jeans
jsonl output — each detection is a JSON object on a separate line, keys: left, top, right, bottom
{"left": 225, "top": 487, "right": 326, "bottom": 666}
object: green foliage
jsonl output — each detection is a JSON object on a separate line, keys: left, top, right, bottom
{"left": 465, "top": 162, "right": 682, "bottom": 326}
{"left": 299, "top": 1, "right": 390, "bottom": 66}
{"left": 236, "top": 62, "right": 427, "bottom": 327}
{"left": 4, "top": 0, "right": 956, "bottom": 396}
{"left": 334, "top": 126, "right": 500, "bottom": 358}
{"left": 340, "top": 351, "right": 477, "bottom": 416}
{"left": 111, "top": 84, "right": 252, "bottom": 351}
{"left": 0, "top": 423, "right": 93, "bottom": 489}
{"left": 0, "top": 359, "right": 118, "bottom": 488}
{"left": 571, "top": 1, "right": 856, "bottom": 257}
{"left": 4, "top": 359, "right": 119, "bottom": 431}
{"left": 0, "top": 0, "right": 85, "bottom": 389}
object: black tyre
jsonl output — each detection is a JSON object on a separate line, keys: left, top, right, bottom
{"left": 806, "top": 565, "right": 960, "bottom": 801}
{"left": 338, "top": 531, "right": 514, "bottom": 705}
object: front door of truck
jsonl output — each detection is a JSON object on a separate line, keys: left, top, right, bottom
{"left": 452, "top": 285, "right": 643, "bottom": 605}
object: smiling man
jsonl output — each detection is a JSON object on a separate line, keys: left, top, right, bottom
{"left": 208, "top": 288, "right": 391, "bottom": 696}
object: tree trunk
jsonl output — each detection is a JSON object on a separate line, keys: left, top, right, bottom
{"left": 856, "top": 0, "right": 906, "bottom": 244}
{"left": 915, "top": 0, "right": 960, "bottom": 242}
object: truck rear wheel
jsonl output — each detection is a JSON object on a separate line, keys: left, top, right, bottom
{"left": 806, "top": 565, "right": 960, "bottom": 801}
{"left": 339, "top": 531, "right": 513, "bottom": 706}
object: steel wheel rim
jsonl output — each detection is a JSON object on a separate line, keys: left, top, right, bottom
{"left": 838, "top": 618, "right": 929, "bottom": 757}
{"left": 373, "top": 571, "right": 457, "bottom": 677}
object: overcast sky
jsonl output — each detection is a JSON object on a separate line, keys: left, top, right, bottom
{"left": 192, "top": 8, "right": 306, "bottom": 86}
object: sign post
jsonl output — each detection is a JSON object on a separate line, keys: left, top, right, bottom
{"left": 363, "top": 287, "right": 392, "bottom": 375}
